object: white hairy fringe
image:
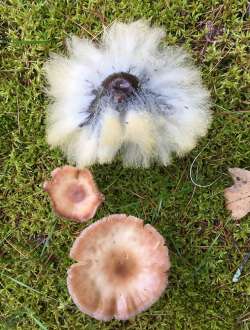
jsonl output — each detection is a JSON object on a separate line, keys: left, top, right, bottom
{"left": 45, "top": 20, "right": 212, "bottom": 168}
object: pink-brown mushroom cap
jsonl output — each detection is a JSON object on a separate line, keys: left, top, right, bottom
{"left": 67, "top": 214, "right": 170, "bottom": 321}
{"left": 44, "top": 166, "right": 104, "bottom": 222}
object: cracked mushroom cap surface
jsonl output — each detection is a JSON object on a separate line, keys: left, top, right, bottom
{"left": 43, "top": 166, "right": 104, "bottom": 222}
{"left": 67, "top": 214, "right": 170, "bottom": 321}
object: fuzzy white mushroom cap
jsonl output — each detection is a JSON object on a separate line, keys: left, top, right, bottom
{"left": 45, "top": 20, "right": 211, "bottom": 167}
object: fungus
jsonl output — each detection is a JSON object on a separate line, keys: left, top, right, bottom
{"left": 44, "top": 166, "right": 104, "bottom": 222}
{"left": 45, "top": 20, "right": 212, "bottom": 168}
{"left": 67, "top": 214, "right": 170, "bottom": 321}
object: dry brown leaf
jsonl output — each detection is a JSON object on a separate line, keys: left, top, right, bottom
{"left": 224, "top": 168, "right": 250, "bottom": 220}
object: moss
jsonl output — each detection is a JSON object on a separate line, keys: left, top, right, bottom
{"left": 1, "top": 0, "right": 249, "bottom": 329}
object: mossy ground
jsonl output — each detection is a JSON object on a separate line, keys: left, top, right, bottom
{"left": 1, "top": 1, "right": 250, "bottom": 329}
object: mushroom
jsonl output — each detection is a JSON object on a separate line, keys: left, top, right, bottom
{"left": 44, "top": 166, "right": 104, "bottom": 222}
{"left": 45, "top": 20, "right": 212, "bottom": 168}
{"left": 67, "top": 214, "right": 170, "bottom": 321}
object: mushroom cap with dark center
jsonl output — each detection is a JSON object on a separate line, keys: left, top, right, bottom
{"left": 67, "top": 214, "right": 170, "bottom": 321}
{"left": 43, "top": 166, "right": 104, "bottom": 222}
{"left": 103, "top": 248, "right": 138, "bottom": 285}
{"left": 102, "top": 72, "right": 139, "bottom": 103}
{"left": 66, "top": 184, "right": 86, "bottom": 203}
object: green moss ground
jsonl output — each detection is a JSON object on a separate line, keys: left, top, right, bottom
{"left": 1, "top": 0, "right": 250, "bottom": 329}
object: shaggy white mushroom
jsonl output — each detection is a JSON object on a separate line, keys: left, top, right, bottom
{"left": 45, "top": 20, "right": 212, "bottom": 168}
{"left": 67, "top": 214, "right": 170, "bottom": 321}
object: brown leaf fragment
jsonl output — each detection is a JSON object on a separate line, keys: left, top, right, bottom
{"left": 224, "top": 168, "right": 250, "bottom": 220}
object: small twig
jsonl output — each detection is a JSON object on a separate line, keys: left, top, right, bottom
{"left": 73, "top": 22, "right": 98, "bottom": 40}
{"left": 186, "top": 185, "right": 197, "bottom": 208}
{"left": 232, "top": 251, "right": 250, "bottom": 283}
{"left": 209, "top": 46, "right": 232, "bottom": 73}
{"left": 0, "top": 231, "right": 13, "bottom": 245}
{"left": 5, "top": 239, "right": 29, "bottom": 258}
{"left": 173, "top": 165, "right": 188, "bottom": 192}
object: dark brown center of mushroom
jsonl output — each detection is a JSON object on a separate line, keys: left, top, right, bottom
{"left": 66, "top": 184, "right": 86, "bottom": 203}
{"left": 103, "top": 248, "right": 139, "bottom": 284}
{"left": 114, "top": 260, "right": 132, "bottom": 277}
{"left": 101, "top": 72, "right": 139, "bottom": 103}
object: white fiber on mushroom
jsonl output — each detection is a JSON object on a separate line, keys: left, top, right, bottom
{"left": 45, "top": 20, "right": 212, "bottom": 168}
{"left": 43, "top": 166, "right": 104, "bottom": 222}
{"left": 67, "top": 214, "right": 170, "bottom": 321}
